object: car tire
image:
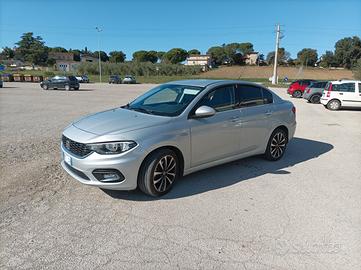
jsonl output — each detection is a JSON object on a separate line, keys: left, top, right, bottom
{"left": 138, "top": 149, "right": 179, "bottom": 197}
{"left": 310, "top": 94, "right": 321, "bottom": 104}
{"left": 74, "top": 86, "right": 79, "bottom": 90}
{"left": 42, "top": 84, "right": 48, "bottom": 90}
{"left": 65, "top": 85, "right": 70, "bottom": 91}
{"left": 264, "top": 128, "right": 288, "bottom": 161}
{"left": 327, "top": 99, "right": 341, "bottom": 110}
{"left": 292, "top": 90, "right": 302, "bottom": 98}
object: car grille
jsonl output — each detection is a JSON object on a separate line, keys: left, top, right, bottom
{"left": 62, "top": 135, "right": 92, "bottom": 158}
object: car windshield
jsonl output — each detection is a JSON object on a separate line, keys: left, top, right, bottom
{"left": 125, "top": 84, "right": 204, "bottom": 116}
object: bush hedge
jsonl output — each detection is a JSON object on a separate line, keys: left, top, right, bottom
{"left": 77, "top": 62, "right": 203, "bottom": 76}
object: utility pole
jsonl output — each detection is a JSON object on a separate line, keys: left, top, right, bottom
{"left": 95, "top": 27, "right": 102, "bottom": 83}
{"left": 272, "top": 24, "right": 281, "bottom": 85}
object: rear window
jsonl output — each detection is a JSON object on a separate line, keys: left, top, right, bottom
{"left": 332, "top": 83, "right": 355, "bottom": 92}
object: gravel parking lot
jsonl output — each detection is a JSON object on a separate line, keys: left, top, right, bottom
{"left": 1, "top": 82, "right": 360, "bottom": 270}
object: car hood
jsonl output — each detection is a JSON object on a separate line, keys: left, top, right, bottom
{"left": 73, "top": 108, "right": 170, "bottom": 135}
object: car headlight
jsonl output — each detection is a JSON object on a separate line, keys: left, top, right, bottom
{"left": 88, "top": 141, "right": 137, "bottom": 155}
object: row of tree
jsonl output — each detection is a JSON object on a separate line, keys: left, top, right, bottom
{"left": 1, "top": 32, "right": 361, "bottom": 69}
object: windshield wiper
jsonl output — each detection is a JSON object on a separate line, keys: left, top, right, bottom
{"left": 130, "top": 107, "right": 154, "bottom": 115}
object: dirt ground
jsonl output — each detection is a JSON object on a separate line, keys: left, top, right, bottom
{"left": 1, "top": 82, "right": 360, "bottom": 269}
{"left": 201, "top": 66, "right": 354, "bottom": 80}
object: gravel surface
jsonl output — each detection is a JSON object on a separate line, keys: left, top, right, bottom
{"left": 1, "top": 82, "right": 360, "bottom": 270}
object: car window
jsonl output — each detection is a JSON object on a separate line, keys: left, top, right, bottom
{"left": 332, "top": 83, "right": 355, "bottom": 92}
{"left": 262, "top": 88, "right": 273, "bottom": 104}
{"left": 199, "top": 85, "right": 235, "bottom": 112}
{"left": 359, "top": 83, "right": 361, "bottom": 93}
{"left": 237, "top": 85, "right": 264, "bottom": 107}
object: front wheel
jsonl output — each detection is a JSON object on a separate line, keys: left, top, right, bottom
{"left": 264, "top": 128, "right": 288, "bottom": 161}
{"left": 42, "top": 84, "right": 48, "bottom": 90}
{"left": 138, "top": 149, "right": 179, "bottom": 197}
{"left": 64, "top": 85, "right": 70, "bottom": 91}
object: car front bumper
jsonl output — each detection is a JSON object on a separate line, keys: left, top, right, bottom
{"left": 61, "top": 143, "right": 143, "bottom": 190}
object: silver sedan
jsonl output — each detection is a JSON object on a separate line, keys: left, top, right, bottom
{"left": 61, "top": 80, "right": 296, "bottom": 196}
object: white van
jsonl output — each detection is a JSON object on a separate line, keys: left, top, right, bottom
{"left": 321, "top": 80, "right": 361, "bottom": 110}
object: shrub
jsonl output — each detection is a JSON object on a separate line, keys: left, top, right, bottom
{"left": 77, "top": 62, "right": 202, "bottom": 77}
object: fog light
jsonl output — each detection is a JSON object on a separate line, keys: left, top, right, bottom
{"left": 92, "top": 169, "right": 124, "bottom": 183}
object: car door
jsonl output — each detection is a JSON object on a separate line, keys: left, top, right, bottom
{"left": 333, "top": 82, "right": 357, "bottom": 107}
{"left": 357, "top": 83, "right": 361, "bottom": 106}
{"left": 189, "top": 85, "right": 241, "bottom": 167}
{"left": 236, "top": 84, "right": 273, "bottom": 153}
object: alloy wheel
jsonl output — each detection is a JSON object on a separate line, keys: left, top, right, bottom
{"left": 329, "top": 100, "right": 340, "bottom": 110}
{"left": 153, "top": 155, "right": 177, "bottom": 192}
{"left": 270, "top": 132, "right": 286, "bottom": 159}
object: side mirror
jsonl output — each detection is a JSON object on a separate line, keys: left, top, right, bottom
{"left": 193, "top": 105, "right": 216, "bottom": 118}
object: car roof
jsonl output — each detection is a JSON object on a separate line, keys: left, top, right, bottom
{"left": 168, "top": 79, "right": 263, "bottom": 88}
{"left": 330, "top": 79, "right": 361, "bottom": 84}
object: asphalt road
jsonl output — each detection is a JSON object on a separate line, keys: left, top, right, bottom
{"left": 1, "top": 82, "right": 360, "bottom": 270}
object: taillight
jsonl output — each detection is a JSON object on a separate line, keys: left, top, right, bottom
{"left": 306, "top": 88, "right": 311, "bottom": 93}
{"left": 326, "top": 83, "right": 332, "bottom": 97}
{"left": 292, "top": 106, "right": 296, "bottom": 114}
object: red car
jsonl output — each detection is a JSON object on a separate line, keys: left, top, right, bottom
{"left": 287, "top": 79, "right": 316, "bottom": 98}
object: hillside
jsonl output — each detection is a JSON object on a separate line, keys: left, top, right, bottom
{"left": 199, "top": 66, "right": 354, "bottom": 80}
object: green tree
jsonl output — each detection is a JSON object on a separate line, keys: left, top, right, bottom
{"left": 46, "top": 58, "right": 56, "bottom": 67}
{"left": 163, "top": 48, "right": 188, "bottom": 64}
{"left": 14, "top": 32, "right": 48, "bottom": 65}
{"left": 238, "top": 42, "right": 254, "bottom": 55}
{"left": 207, "top": 46, "right": 227, "bottom": 66}
{"left": 147, "top": 51, "right": 158, "bottom": 63}
{"left": 0, "top": 47, "right": 15, "bottom": 59}
{"left": 50, "top": 47, "right": 68, "bottom": 53}
{"left": 92, "top": 51, "right": 109, "bottom": 62}
{"left": 133, "top": 50, "right": 149, "bottom": 62}
{"left": 188, "top": 49, "right": 201, "bottom": 55}
{"left": 266, "top": 48, "right": 290, "bottom": 65}
{"left": 69, "top": 49, "right": 81, "bottom": 61}
{"left": 157, "top": 51, "right": 166, "bottom": 62}
{"left": 352, "top": 58, "right": 361, "bottom": 80}
{"left": 334, "top": 36, "right": 361, "bottom": 68}
{"left": 109, "top": 51, "right": 126, "bottom": 63}
{"left": 297, "top": 48, "right": 318, "bottom": 67}
{"left": 320, "top": 51, "right": 337, "bottom": 68}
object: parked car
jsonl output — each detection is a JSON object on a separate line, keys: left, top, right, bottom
{"left": 61, "top": 80, "right": 296, "bottom": 197}
{"left": 302, "top": 81, "right": 328, "bottom": 103}
{"left": 75, "top": 75, "right": 89, "bottom": 83}
{"left": 0, "top": 79, "right": 3, "bottom": 88}
{"left": 122, "top": 75, "right": 136, "bottom": 84}
{"left": 287, "top": 79, "right": 316, "bottom": 98}
{"left": 109, "top": 75, "right": 122, "bottom": 84}
{"left": 321, "top": 80, "right": 361, "bottom": 110}
{"left": 40, "top": 76, "right": 79, "bottom": 91}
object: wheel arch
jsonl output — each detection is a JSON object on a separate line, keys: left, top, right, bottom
{"left": 139, "top": 145, "right": 185, "bottom": 177}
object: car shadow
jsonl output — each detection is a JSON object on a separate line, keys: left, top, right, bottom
{"left": 102, "top": 137, "right": 333, "bottom": 201}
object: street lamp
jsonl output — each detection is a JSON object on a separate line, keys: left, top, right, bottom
{"left": 95, "top": 26, "right": 102, "bottom": 83}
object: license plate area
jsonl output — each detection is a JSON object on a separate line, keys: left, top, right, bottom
{"left": 64, "top": 152, "right": 72, "bottom": 166}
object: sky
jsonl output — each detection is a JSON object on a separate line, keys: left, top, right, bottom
{"left": 0, "top": 0, "right": 360, "bottom": 60}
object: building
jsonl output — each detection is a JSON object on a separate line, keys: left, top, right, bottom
{"left": 244, "top": 52, "right": 259, "bottom": 65}
{"left": 81, "top": 54, "right": 99, "bottom": 63}
{"left": 48, "top": 52, "right": 74, "bottom": 61}
{"left": 185, "top": 55, "right": 212, "bottom": 70}
{"left": 55, "top": 61, "right": 80, "bottom": 72}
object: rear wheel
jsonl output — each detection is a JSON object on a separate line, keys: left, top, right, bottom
{"left": 327, "top": 99, "right": 341, "bottom": 110}
{"left": 264, "top": 128, "right": 288, "bottom": 161}
{"left": 42, "top": 84, "right": 48, "bottom": 90}
{"left": 65, "top": 84, "right": 70, "bottom": 91}
{"left": 138, "top": 149, "right": 179, "bottom": 197}
{"left": 74, "top": 86, "right": 79, "bottom": 90}
{"left": 292, "top": 90, "right": 302, "bottom": 98}
{"left": 310, "top": 94, "right": 321, "bottom": 104}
